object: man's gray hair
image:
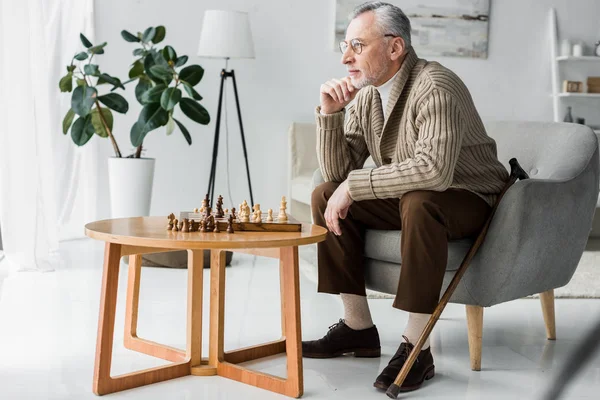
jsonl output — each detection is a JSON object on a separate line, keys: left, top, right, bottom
{"left": 350, "top": 2, "right": 412, "bottom": 49}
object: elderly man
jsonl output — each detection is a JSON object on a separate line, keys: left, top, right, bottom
{"left": 303, "top": 1, "right": 508, "bottom": 392}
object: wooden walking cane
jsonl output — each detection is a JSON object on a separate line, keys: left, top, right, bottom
{"left": 386, "top": 158, "right": 530, "bottom": 399}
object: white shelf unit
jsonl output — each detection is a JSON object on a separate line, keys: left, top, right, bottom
{"left": 549, "top": 8, "right": 600, "bottom": 124}
{"left": 556, "top": 93, "right": 600, "bottom": 98}
{"left": 557, "top": 56, "right": 600, "bottom": 62}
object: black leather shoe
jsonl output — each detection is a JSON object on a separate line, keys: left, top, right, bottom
{"left": 373, "top": 336, "right": 435, "bottom": 392}
{"left": 302, "top": 319, "right": 381, "bottom": 358}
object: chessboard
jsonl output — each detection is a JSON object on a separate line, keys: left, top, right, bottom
{"left": 179, "top": 211, "right": 302, "bottom": 232}
{"left": 167, "top": 194, "right": 302, "bottom": 233}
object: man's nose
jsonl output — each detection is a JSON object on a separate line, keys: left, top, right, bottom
{"left": 341, "top": 48, "right": 353, "bottom": 65}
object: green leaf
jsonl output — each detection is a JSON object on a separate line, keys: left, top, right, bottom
{"left": 88, "top": 42, "right": 107, "bottom": 55}
{"left": 160, "top": 87, "right": 182, "bottom": 111}
{"left": 74, "top": 52, "right": 88, "bottom": 61}
{"left": 183, "top": 83, "right": 202, "bottom": 100}
{"left": 179, "top": 65, "right": 204, "bottom": 86}
{"left": 130, "top": 121, "right": 146, "bottom": 147}
{"left": 162, "top": 45, "right": 177, "bottom": 62}
{"left": 142, "top": 27, "right": 156, "bottom": 43}
{"left": 71, "top": 115, "right": 95, "bottom": 146}
{"left": 76, "top": 78, "right": 86, "bottom": 87}
{"left": 62, "top": 109, "right": 75, "bottom": 134}
{"left": 80, "top": 33, "right": 93, "bottom": 48}
{"left": 133, "top": 48, "right": 145, "bottom": 56}
{"left": 179, "top": 98, "right": 210, "bottom": 125}
{"left": 166, "top": 114, "right": 175, "bottom": 136}
{"left": 141, "top": 84, "right": 167, "bottom": 104}
{"left": 173, "top": 117, "right": 192, "bottom": 145}
{"left": 59, "top": 73, "right": 73, "bottom": 92}
{"left": 98, "top": 93, "right": 129, "bottom": 113}
{"left": 121, "top": 30, "right": 140, "bottom": 42}
{"left": 97, "top": 73, "right": 125, "bottom": 90}
{"left": 153, "top": 26, "right": 166, "bottom": 44}
{"left": 67, "top": 65, "right": 76, "bottom": 72}
{"left": 130, "top": 103, "right": 169, "bottom": 146}
{"left": 129, "top": 60, "right": 144, "bottom": 78}
{"left": 71, "top": 85, "right": 97, "bottom": 117}
{"left": 151, "top": 50, "right": 169, "bottom": 67}
{"left": 174, "top": 55, "right": 188, "bottom": 68}
{"left": 144, "top": 55, "right": 161, "bottom": 83}
{"left": 83, "top": 64, "right": 99, "bottom": 76}
{"left": 91, "top": 107, "right": 113, "bottom": 137}
{"left": 149, "top": 65, "right": 173, "bottom": 80}
{"left": 135, "top": 77, "right": 152, "bottom": 103}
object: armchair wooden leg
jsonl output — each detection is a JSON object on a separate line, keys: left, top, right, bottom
{"left": 466, "top": 305, "right": 483, "bottom": 371}
{"left": 540, "top": 289, "right": 556, "bottom": 340}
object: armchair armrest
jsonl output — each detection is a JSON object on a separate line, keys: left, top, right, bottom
{"left": 464, "top": 153, "right": 599, "bottom": 306}
{"left": 312, "top": 168, "right": 325, "bottom": 190}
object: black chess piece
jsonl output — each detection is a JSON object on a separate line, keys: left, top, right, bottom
{"left": 216, "top": 195, "right": 224, "bottom": 218}
{"left": 226, "top": 214, "right": 234, "bottom": 233}
{"left": 207, "top": 215, "right": 215, "bottom": 231}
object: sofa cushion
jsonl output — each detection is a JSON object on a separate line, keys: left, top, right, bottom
{"left": 364, "top": 229, "right": 474, "bottom": 271}
{"left": 291, "top": 175, "right": 313, "bottom": 205}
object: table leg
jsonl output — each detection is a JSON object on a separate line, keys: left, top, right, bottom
{"left": 123, "top": 253, "right": 186, "bottom": 362}
{"left": 209, "top": 249, "right": 227, "bottom": 366}
{"left": 92, "top": 243, "right": 191, "bottom": 395}
{"left": 280, "top": 246, "right": 303, "bottom": 397}
{"left": 215, "top": 246, "right": 304, "bottom": 398}
{"left": 188, "top": 250, "right": 215, "bottom": 376}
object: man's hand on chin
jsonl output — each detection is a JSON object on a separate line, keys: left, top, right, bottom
{"left": 324, "top": 180, "right": 353, "bottom": 236}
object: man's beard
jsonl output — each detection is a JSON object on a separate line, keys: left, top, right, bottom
{"left": 351, "top": 54, "right": 390, "bottom": 89}
{"left": 350, "top": 61, "right": 390, "bottom": 88}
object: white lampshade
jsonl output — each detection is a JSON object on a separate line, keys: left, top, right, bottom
{"left": 197, "top": 10, "right": 255, "bottom": 59}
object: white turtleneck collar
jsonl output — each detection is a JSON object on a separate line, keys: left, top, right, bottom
{"left": 376, "top": 67, "right": 401, "bottom": 120}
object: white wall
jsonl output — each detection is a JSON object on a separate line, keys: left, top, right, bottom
{"left": 94, "top": 0, "right": 600, "bottom": 218}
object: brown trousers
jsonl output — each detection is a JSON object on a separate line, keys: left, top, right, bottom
{"left": 311, "top": 182, "right": 491, "bottom": 314}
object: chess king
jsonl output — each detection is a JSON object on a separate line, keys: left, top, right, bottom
{"left": 304, "top": 1, "right": 508, "bottom": 393}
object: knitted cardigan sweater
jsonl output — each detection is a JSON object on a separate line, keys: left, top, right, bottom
{"left": 315, "top": 47, "right": 508, "bottom": 206}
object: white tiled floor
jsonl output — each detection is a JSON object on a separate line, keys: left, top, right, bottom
{"left": 1, "top": 239, "right": 600, "bottom": 399}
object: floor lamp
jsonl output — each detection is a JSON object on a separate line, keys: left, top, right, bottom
{"left": 198, "top": 10, "right": 255, "bottom": 206}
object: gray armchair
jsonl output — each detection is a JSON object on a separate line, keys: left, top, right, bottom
{"left": 312, "top": 121, "right": 599, "bottom": 371}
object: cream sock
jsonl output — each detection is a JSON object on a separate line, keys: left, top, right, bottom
{"left": 403, "top": 312, "right": 431, "bottom": 349}
{"left": 341, "top": 293, "right": 374, "bottom": 330}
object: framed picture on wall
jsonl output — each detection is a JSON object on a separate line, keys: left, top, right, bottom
{"left": 335, "top": 0, "right": 491, "bottom": 59}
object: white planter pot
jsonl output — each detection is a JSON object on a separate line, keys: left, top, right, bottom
{"left": 108, "top": 158, "right": 155, "bottom": 218}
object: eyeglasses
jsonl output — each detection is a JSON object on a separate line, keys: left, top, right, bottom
{"left": 339, "top": 34, "right": 396, "bottom": 54}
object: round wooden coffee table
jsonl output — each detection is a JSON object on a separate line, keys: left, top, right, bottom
{"left": 85, "top": 216, "right": 327, "bottom": 398}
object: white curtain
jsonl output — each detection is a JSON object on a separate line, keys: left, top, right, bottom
{"left": 0, "top": 0, "right": 99, "bottom": 272}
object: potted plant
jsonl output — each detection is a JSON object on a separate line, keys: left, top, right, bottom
{"left": 59, "top": 28, "right": 210, "bottom": 218}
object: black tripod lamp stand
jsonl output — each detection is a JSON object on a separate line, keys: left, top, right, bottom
{"left": 198, "top": 10, "right": 255, "bottom": 206}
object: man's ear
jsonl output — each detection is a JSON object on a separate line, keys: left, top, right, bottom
{"left": 390, "top": 37, "right": 406, "bottom": 61}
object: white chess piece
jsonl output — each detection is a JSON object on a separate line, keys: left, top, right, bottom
{"left": 267, "top": 209, "right": 274, "bottom": 222}
{"left": 240, "top": 200, "right": 250, "bottom": 222}
{"left": 253, "top": 204, "right": 262, "bottom": 222}
{"left": 278, "top": 196, "right": 288, "bottom": 221}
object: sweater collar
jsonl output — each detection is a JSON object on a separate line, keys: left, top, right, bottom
{"left": 385, "top": 46, "right": 419, "bottom": 118}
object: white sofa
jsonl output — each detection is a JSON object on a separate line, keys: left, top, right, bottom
{"left": 287, "top": 122, "right": 318, "bottom": 222}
